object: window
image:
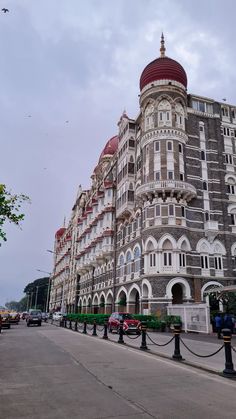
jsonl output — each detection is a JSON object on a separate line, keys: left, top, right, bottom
{"left": 179, "top": 143, "right": 183, "bottom": 153}
{"left": 155, "top": 172, "right": 160, "bottom": 181}
{"left": 199, "top": 125, "right": 204, "bottom": 132}
{"left": 223, "top": 127, "right": 230, "bottom": 136}
{"left": 205, "top": 212, "right": 209, "bottom": 221}
{"left": 192, "top": 100, "right": 213, "bottom": 114}
{"left": 156, "top": 205, "right": 160, "bottom": 217}
{"left": 168, "top": 171, "right": 174, "bottom": 180}
{"left": 231, "top": 214, "right": 236, "bottom": 225}
{"left": 169, "top": 204, "right": 174, "bottom": 216}
{"left": 134, "top": 247, "right": 140, "bottom": 272}
{"left": 126, "top": 251, "right": 132, "bottom": 275}
{"left": 155, "top": 141, "right": 160, "bottom": 152}
{"left": 179, "top": 253, "right": 186, "bottom": 267}
{"left": 201, "top": 255, "right": 209, "bottom": 269}
{"left": 227, "top": 185, "right": 235, "bottom": 194}
{"left": 232, "top": 109, "right": 236, "bottom": 119}
{"left": 203, "top": 181, "right": 208, "bottom": 191}
{"left": 164, "top": 252, "right": 172, "bottom": 266}
{"left": 222, "top": 107, "right": 229, "bottom": 117}
{"left": 214, "top": 256, "right": 222, "bottom": 271}
{"left": 167, "top": 141, "right": 173, "bottom": 151}
{"left": 181, "top": 206, "right": 185, "bottom": 217}
{"left": 180, "top": 173, "right": 184, "bottom": 181}
{"left": 201, "top": 150, "right": 205, "bottom": 160}
{"left": 225, "top": 154, "right": 233, "bottom": 164}
{"left": 149, "top": 253, "right": 156, "bottom": 267}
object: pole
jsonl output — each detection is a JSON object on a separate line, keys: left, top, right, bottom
{"left": 35, "top": 286, "right": 39, "bottom": 309}
{"left": 30, "top": 292, "right": 33, "bottom": 309}
{"left": 26, "top": 293, "right": 30, "bottom": 311}
{"left": 45, "top": 277, "right": 51, "bottom": 313}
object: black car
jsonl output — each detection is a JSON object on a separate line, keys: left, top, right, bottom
{"left": 27, "top": 310, "right": 42, "bottom": 327}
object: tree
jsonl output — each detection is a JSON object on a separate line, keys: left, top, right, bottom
{"left": 24, "top": 277, "right": 49, "bottom": 311}
{"left": 0, "top": 184, "right": 30, "bottom": 245}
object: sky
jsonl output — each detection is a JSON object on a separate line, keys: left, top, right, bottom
{"left": 1, "top": 0, "right": 236, "bottom": 306}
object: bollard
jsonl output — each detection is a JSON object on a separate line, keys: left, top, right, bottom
{"left": 222, "top": 328, "right": 236, "bottom": 377}
{"left": 83, "top": 320, "right": 87, "bottom": 334}
{"left": 75, "top": 320, "right": 78, "bottom": 332}
{"left": 172, "top": 323, "right": 183, "bottom": 361}
{"left": 64, "top": 318, "right": 67, "bottom": 328}
{"left": 140, "top": 321, "right": 148, "bottom": 351}
{"left": 103, "top": 322, "right": 108, "bottom": 340}
{"left": 118, "top": 319, "right": 125, "bottom": 344}
{"left": 69, "top": 320, "right": 72, "bottom": 330}
{"left": 92, "top": 319, "right": 97, "bottom": 336}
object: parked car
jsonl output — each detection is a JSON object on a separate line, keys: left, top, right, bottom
{"left": 9, "top": 312, "right": 20, "bottom": 324}
{"left": 108, "top": 312, "right": 141, "bottom": 334}
{"left": 41, "top": 312, "right": 48, "bottom": 322}
{"left": 52, "top": 312, "right": 64, "bottom": 321}
{"left": 0, "top": 313, "right": 11, "bottom": 329}
{"left": 27, "top": 310, "right": 42, "bottom": 327}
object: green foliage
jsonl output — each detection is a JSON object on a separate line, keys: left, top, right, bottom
{"left": 0, "top": 184, "right": 30, "bottom": 245}
{"left": 163, "top": 315, "right": 182, "bottom": 326}
{"left": 5, "top": 296, "right": 28, "bottom": 312}
{"left": 66, "top": 313, "right": 109, "bottom": 324}
{"left": 24, "top": 277, "right": 49, "bottom": 311}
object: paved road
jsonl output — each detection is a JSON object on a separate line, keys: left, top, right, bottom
{"left": 1, "top": 322, "right": 236, "bottom": 419}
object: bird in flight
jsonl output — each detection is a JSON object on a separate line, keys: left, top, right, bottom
{"left": 1, "top": 8, "right": 9, "bottom": 13}
{"left": 65, "top": 120, "right": 69, "bottom": 123}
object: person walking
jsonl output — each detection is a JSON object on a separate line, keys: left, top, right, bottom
{"left": 214, "top": 313, "right": 222, "bottom": 339}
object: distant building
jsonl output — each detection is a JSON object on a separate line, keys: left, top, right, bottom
{"left": 49, "top": 35, "right": 236, "bottom": 318}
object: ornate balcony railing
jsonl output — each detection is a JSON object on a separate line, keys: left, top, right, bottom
{"left": 136, "top": 180, "right": 197, "bottom": 202}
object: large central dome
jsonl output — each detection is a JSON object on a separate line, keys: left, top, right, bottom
{"left": 140, "top": 34, "right": 187, "bottom": 91}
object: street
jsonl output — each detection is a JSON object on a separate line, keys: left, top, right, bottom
{"left": 1, "top": 322, "right": 236, "bottom": 419}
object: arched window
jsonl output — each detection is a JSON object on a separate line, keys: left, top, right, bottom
{"left": 146, "top": 241, "right": 156, "bottom": 270}
{"left": 175, "top": 103, "right": 185, "bottom": 129}
{"left": 119, "top": 255, "right": 125, "bottom": 277}
{"left": 203, "top": 181, "right": 208, "bottom": 191}
{"left": 134, "top": 247, "right": 141, "bottom": 273}
{"left": 213, "top": 242, "right": 225, "bottom": 276}
{"left": 226, "top": 176, "right": 236, "bottom": 195}
{"left": 126, "top": 251, "right": 132, "bottom": 275}
{"left": 163, "top": 239, "right": 173, "bottom": 270}
{"left": 179, "top": 241, "right": 188, "bottom": 271}
{"left": 144, "top": 103, "right": 154, "bottom": 131}
{"left": 158, "top": 99, "right": 172, "bottom": 127}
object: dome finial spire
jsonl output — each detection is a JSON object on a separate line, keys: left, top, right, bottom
{"left": 160, "top": 32, "right": 166, "bottom": 58}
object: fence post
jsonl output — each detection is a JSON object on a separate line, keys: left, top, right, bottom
{"left": 64, "top": 318, "right": 67, "bottom": 328}
{"left": 92, "top": 319, "right": 97, "bottom": 336}
{"left": 118, "top": 319, "right": 125, "bottom": 344}
{"left": 69, "top": 320, "right": 72, "bottom": 329}
{"left": 103, "top": 322, "right": 108, "bottom": 340}
{"left": 140, "top": 321, "right": 148, "bottom": 350}
{"left": 222, "top": 328, "right": 236, "bottom": 377}
{"left": 75, "top": 320, "right": 78, "bottom": 332}
{"left": 172, "top": 323, "right": 183, "bottom": 361}
{"left": 83, "top": 320, "right": 87, "bottom": 334}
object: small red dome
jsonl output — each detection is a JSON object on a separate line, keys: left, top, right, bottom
{"left": 99, "top": 135, "right": 118, "bottom": 162}
{"left": 55, "top": 228, "right": 66, "bottom": 239}
{"left": 140, "top": 56, "right": 187, "bottom": 91}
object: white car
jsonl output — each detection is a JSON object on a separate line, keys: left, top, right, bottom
{"left": 52, "top": 312, "right": 64, "bottom": 321}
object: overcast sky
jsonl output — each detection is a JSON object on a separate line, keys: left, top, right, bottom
{"left": 1, "top": 0, "right": 236, "bottom": 306}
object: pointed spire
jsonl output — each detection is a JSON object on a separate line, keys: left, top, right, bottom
{"left": 160, "top": 32, "right": 166, "bottom": 58}
{"left": 63, "top": 216, "right": 66, "bottom": 227}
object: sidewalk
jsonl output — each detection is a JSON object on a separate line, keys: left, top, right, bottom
{"left": 51, "top": 321, "right": 236, "bottom": 375}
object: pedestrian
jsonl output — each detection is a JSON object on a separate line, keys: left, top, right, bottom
{"left": 214, "top": 313, "right": 222, "bottom": 339}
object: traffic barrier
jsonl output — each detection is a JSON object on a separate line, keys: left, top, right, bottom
{"left": 83, "top": 320, "right": 87, "bottom": 334}
{"left": 117, "top": 319, "right": 125, "bottom": 344}
{"left": 222, "top": 329, "right": 236, "bottom": 377}
{"left": 140, "top": 322, "right": 148, "bottom": 351}
{"left": 103, "top": 322, "right": 108, "bottom": 340}
{"left": 172, "top": 324, "right": 183, "bottom": 361}
{"left": 92, "top": 319, "right": 97, "bottom": 336}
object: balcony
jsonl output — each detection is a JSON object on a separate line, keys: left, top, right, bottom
{"left": 136, "top": 180, "right": 197, "bottom": 202}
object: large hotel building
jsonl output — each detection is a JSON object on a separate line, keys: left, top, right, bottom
{"left": 49, "top": 35, "right": 236, "bottom": 320}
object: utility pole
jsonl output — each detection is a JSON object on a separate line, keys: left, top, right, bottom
{"left": 26, "top": 293, "right": 30, "bottom": 311}
{"left": 35, "top": 286, "right": 39, "bottom": 309}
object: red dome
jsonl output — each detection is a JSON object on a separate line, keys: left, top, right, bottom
{"left": 55, "top": 227, "right": 66, "bottom": 239}
{"left": 99, "top": 135, "right": 118, "bottom": 162}
{"left": 140, "top": 56, "right": 187, "bottom": 91}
